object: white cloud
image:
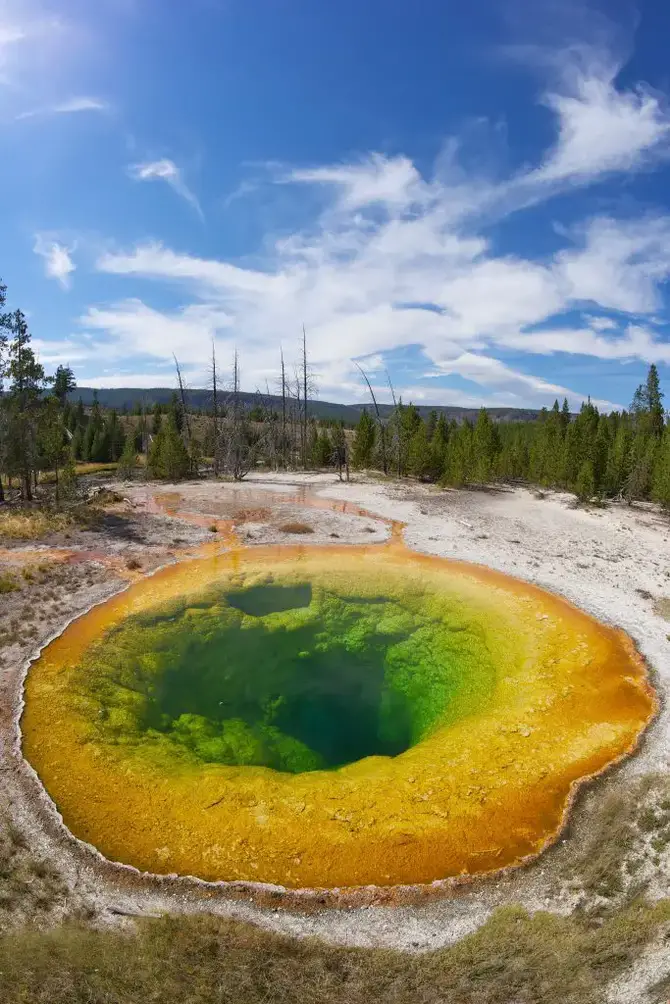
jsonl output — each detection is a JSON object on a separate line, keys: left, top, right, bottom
{"left": 556, "top": 216, "right": 670, "bottom": 313}
{"left": 81, "top": 372, "right": 182, "bottom": 389}
{"left": 98, "top": 242, "right": 275, "bottom": 294}
{"left": 16, "top": 96, "right": 109, "bottom": 120}
{"left": 426, "top": 352, "right": 616, "bottom": 411}
{"left": 78, "top": 39, "right": 670, "bottom": 409}
{"left": 534, "top": 59, "right": 670, "bottom": 183}
{"left": 589, "top": 316, "right": 618, "bottom": 332}
{"left": 33, "top": 235, "right": 76, "bottom": 289}
{"left": 505, "top": 324, "right": 670, "bottom": 366}
{"left": 287, "top": 154, "right": 427, "bottom": 211}
{"left": 128, "top": 159, "right": 203, "bottom": 219}
{"left": 81, "top": 299, "right": 233, "bottom": 362}
{"left": 31, "top": 336, "right": 92, "bottom": 366}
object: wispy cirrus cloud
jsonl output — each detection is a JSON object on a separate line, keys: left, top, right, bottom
{"left": 128, "top": 159, "right": 203, "bottom": 219}
{"left": 16, "top": 96, "right": 109, "bottom": 120}
{"left": 33, "top": 235, "right": 76, "bottom": 289}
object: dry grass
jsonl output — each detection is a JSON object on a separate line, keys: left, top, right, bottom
{"left": 39, "top": 462, "right": 118, "bottom": 484}
{"left": 0, "top": 503, "right": 111, "bottom": 541}
{"left": 0, "top": 572, "right": 20, "bottom": 593}
{"left": 0, "top": 510, "right": 73, "bottom": 540}
{"left": 277, "top": 521, "right": 314, "bottom": 535}
{"left": 0, "top": 901, "right": 669, "bottom": 1004}
{"left": 125, "top": 557, "right": 142, "bottom": 571}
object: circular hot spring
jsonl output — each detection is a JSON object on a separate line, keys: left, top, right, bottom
{"left": 22, "top": 547, "right": 654, "bottom": 890}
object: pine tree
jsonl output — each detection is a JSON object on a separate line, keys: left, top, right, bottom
{"left": 151, "top": 402, "right": 163, "bottom": 436}
{"left": 53, "top": 365, "right": 76, "bottom": 407}
{"left": 576, "top": 460, "right": 595, "bottom": 502}
{"left": 38, "top": 396, "right": 66, "bottom": 502}
{"left": 60, "top": 447, "right": 77, "bottom": 500}
{"left": 407, "top": 421, "right": 432, "bottom": 480}
{"left": 442, "top": 421, "right": 473, "bottom": 487}
{"left": 652, "top": 425, "right": 670, "bottom": 507}
{"left": 168, "top": 391, "right": 185, "bottom": 434}
{"left": 472, "top": 408, "right": 499, "bottom": 483}
{"left": 117, "top": 436, "right": 138, "bottom": 479}
{"left": 331, "top": 422, "right": 347, "bottom": 479}
{"left": 105, "top": 410, "right": 125, "bottom": 462}
{"left": 352, "top": 409, "right": 376, "bottom": 469}
{"left": 311, "top": 429, "right": 332, "bottom": 467}
{"left": 604, "top": 418, "right": 632, "bottom": 496}
{"left": 148, "top": 413, "right": 190, "bottom": 480}
{"left": 4, "top": 310, "right": 48, "bottom": 500}
{"left": 646, "top": 364, "right": 665, "bottom": 438}
{"left": 428, "top": 415, "right": 449, "bottom": 480}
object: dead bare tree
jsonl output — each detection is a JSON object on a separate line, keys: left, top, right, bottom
{"left": 173, "top": 354, "right": 193, "bottom": 453}
{"left": 354, "top": 362, "right": 388, "bottom": 475}
{"left": 221, "top": 349, "right": 255, "bottom": 481}
{"left": 210, "top": 340, "right": 220, "bottom": 476}
{"left": 301, "top": 325, "right": 308, "bottom": 469}
{"left": 291, "top": 366, "right": 302, "bottom": 469}
{"left": 386, "top": 370, "right": 402, "bottom": 477}
{"left": 280, "top": 347, "right": 288, "bottom": 468}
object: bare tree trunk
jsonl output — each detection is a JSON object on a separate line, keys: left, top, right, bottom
{"left": 355, "top": 362, "right": 388, "bottom": 475}
{"left": 211, "top": 340, "right": 219, "bottom": 477}
{"left": 173, "top": 354, "right": 193, "bottom": 452}
{"left": 293, "top": 369, "right": 302, "bottom": 470}
{"left": 228, "top": 349, "right": 249, "bottom": 481}
{"left": 386, "top": 372, "right": 401, "bottom": 477}
{"left": 280, "top": 348, "right": 287, "bottom": 469}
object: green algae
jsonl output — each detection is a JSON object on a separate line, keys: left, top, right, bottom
{"left": 72, "top": 575, "right": 497, "bottom": 774}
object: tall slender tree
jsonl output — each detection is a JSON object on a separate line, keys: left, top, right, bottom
{"left": 4, "top": 310, "right": 48, "bottom": 500}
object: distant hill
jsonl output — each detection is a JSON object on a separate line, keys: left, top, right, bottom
{"left": 71, "top": 387, "right": 542, "bottom": 425}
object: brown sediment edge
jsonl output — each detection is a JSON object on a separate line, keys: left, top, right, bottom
{"left": 9, "top": 492, "right": 661, "bottom": 913}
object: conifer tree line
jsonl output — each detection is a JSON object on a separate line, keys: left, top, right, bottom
{"left": 350, "top": 363, "right": 670, "bottom": 505}
{"left": 3, "top": 272, "right": 670, "bottom": 505}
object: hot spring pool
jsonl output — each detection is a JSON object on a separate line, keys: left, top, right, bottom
{"left": 21, "top": 544, "right": 655, "bottom": 890}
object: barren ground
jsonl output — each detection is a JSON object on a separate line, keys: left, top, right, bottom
{"left": 2, "top": 472, "right": 670, "bottom": 1000}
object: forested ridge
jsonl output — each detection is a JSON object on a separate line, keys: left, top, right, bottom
{"left": 2, "top": 275, "right": 670, "bottom": 506}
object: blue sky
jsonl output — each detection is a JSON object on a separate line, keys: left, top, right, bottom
{"left": 3, "top": 0, "right": 670, "bottom": 410}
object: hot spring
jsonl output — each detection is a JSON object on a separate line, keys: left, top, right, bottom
{"left": 21, "top": 540, "right": 655, "bottom": 891}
